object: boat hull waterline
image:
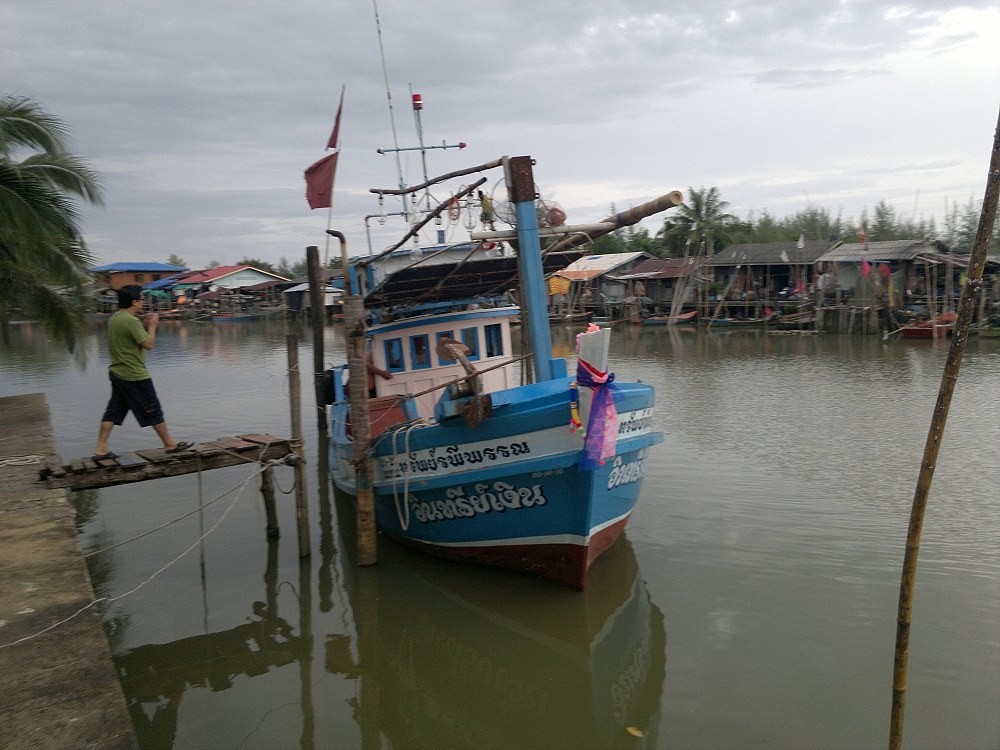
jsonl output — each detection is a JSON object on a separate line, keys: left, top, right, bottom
{"left": 331, "top": 378, "right": 662, "bottom": 587}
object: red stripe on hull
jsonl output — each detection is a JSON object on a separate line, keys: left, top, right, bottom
{"left": 389, "top": 515, "right": 632, "bottom": 589}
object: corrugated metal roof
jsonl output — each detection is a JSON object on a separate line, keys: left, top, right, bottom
{"left": 142, "top": 276, "right": 182, "bottom": 289}
{"left": 91, "top": 262, "right": 187, "bottom": 272}
{"left": 554, "top": 252, "right": 650, "bottom": 281}
{"left": 612, "top": 256, "right": 707, "bottom": 280}
{"left": 283, "top": 283, "right": 343, "bottom": 295}
{"left": 816, "top": 239, "right": 948, "bottom": 262}
{"left": 704, "top": 240, "right": 840, "bottom": 266}
{"left": 175, "top": 265, "right": 290, "bottom": 283}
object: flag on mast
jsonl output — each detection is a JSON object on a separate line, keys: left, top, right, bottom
{"left": 326, "top": 85, "right": 345, "bottom": 150}
{"left": 304, "top": 153, "right": 338, "bottom": 209}
{"left": 305, "top": 86, "right": 345, "bottom": 210}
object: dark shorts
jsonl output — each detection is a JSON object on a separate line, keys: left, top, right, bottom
{"left": 101, "top": 373, "right": 164, "bottom": 427}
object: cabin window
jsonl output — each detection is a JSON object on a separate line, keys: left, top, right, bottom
{"left": 134, "top": 274, "right": 145, "bottom": 282}
{"left": 436, "top": 330, "right": 456, "bottom": 365}
{"left": 410, "top": 334, "right": 431, "bottom": 370}
{"left": 461, "top": 327, "right": 480, "bottom": 361}
{"left": 484, "top": 324, "right": 504, "bottom": 358}
{"left": 384, "top": 338, "right": 405, "bottom": 373}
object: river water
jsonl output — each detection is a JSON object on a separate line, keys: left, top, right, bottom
{"left": 1, "top": 319, "right": 998, "bottom": 749}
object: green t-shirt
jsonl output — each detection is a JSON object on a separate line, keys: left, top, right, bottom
{"left": 107, "top": 309, "right": 150, "bottom": 381}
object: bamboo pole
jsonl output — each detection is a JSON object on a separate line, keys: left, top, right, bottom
{"left": 889, "top": 105, "right": 1000, "bottom": 750}
{"left": 287, "top": 334, "right": 311, "bottom": 558}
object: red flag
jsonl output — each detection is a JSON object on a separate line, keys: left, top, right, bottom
{"left": 326, "top": 86, "right": 345, "bottom": 150}
{"left": 861, "top": 259, "right": 872, "bottom": 278}
{"left": 304, "top": 153, "right": 338, "bottom": 209}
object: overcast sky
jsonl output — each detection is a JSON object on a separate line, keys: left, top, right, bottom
{"left": 4, "top": 1, "right": 999, "bottom": 271}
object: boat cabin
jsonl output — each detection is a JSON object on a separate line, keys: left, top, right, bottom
{"left": 366, "top": 306, "right": 519, "bottom": 419}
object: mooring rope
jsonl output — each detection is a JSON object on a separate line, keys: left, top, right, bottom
{"left": 0, "top": 455, "right": 289, "bottom": 650}
{"left": 386, "top": 419, "right": 432, "bottom": 532}
{"left": 0, "top": 454, "right": 47, "bottom": 467}
{"left": 82, "top": 461, "right": 273, "bottom": 558}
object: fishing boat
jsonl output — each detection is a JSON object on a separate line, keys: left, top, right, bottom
{"left": 635, "top": 309, "right": 697, "bottom": 326}
{"left": 898, "top": 310, "right": 957, "bottom": 338}
{"left": 327, "top": 154, "right": 677, "bottom": 587}
{"left": 549, "top": 309, "right": 593, "bottom": 325}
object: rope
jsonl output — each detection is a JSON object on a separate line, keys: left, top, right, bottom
{"left": 82, "top": 461, "right": 272, "bottom": 558}
{"left": 0, "top": 452, "right": 294, "bottom": 650}
{"left": 386, "top": 419, "right": 432, "bottom": 532}
{"left": 0, "top": 454, "right": 46, "bottom": 467}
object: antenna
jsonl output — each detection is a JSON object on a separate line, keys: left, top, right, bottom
{"left": 372, "top": 0, "right": 404, "bottom": 198}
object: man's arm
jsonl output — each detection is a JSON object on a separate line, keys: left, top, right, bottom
{"left": 140, "top": 312, "right": 159, "bottom": 350}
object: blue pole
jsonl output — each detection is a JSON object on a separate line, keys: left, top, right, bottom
{"left": 508, "top": 156, "right": 553, "bottom": 382}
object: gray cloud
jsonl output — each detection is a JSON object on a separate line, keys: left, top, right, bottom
{"left": 3, "top": 0, "right": 997, "bottom": 268}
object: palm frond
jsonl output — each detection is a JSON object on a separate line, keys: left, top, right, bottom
{"left": 0, "top": 95, "right": 70, "bottom": 158}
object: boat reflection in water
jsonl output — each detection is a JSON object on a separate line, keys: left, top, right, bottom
{"left": 111, "top": 473, "right": 665, "bottom": 749}
{"left": 349, "top": 526, "right": 667, "bottom": 749}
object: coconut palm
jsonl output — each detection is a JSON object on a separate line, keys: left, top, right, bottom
{"left": 656, "top": 186, "right": 737, "bottom": 257}
{"left": 1, "top": 95, "right": 103, "bottom": 352}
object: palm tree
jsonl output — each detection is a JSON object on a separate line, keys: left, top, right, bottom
{"left": 656, "top": 186, "right": 737, "bottom": 256}
{"left": 1, "top": 95, "right": 103, "bottom": 352}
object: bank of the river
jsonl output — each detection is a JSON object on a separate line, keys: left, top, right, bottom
{"left": 0, "top": 393, "right": 138, "bottom": 750}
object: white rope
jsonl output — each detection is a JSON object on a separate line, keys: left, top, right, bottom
{"left": 83, "top": 462, "right": 270, "bottom": 558}
{"left": 387, "top": 419, "right": 431, "bottom": 532}
{"left": 0, "top": 454, "right": 46, "bottom": 467}
{"left": 0, "top": 464, "right": 268, "bottom": 649}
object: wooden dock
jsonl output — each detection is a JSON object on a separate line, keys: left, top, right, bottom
{"left": 40, "top": 433, "right": 295, "bottom": 491}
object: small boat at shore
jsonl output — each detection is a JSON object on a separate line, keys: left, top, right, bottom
{"left": 326, "top": 149, "right": 678, "bottom": 587}
{"left": 899, "top": 310, "right": 957, "bottom": 338}
{"left": 549, "top": 310, "right": 592, "bottom": 325}
{"left": 634, "top": 309, "right": 697, "bottom": 326}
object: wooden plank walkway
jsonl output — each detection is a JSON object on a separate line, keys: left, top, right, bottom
{"left": 0, "top": 393, "right": 139, "bottom": 749}
{"left": 40, "top": 434, "right": 295, "bottom": 491}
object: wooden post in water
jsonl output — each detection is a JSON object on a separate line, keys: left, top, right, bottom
{"left": 327, "top": 228, "right": 378, "bottom": 566}
{"left": 259, "top": 466, "right": 280, "bottom": 540}
{"left": 287, "top": 334, "right": 311, "bottom": 559}
{"left": 306, "top": 245, "right": 327, "bottom": 430}
{"left": 346, "top": 300, "right": 377, "bottom": 566}
{"left": 889, "top": 105, "right": 1000, "bottom": 750}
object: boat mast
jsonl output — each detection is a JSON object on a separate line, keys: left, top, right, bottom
{"left": 507, "top": 156, "right": 554, "bottom": 383}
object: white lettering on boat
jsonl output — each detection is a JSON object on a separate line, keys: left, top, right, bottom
{"left": 382, "top": 440, "right": 532, "bottom": 480}
{"left": 607, "top": 449, "right": 647, "bottom": 490}
{"left": 409, "top": 481, "right": 547, "bottom": 524}
{"left": 375, "top": 410, "right": 653, "bottom": 483}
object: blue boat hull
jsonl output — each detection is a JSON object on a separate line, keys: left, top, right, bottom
{"left": 330, "top": 376, "right": 662, "bottom": 587}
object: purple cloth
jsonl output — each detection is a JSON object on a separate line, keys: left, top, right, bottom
{"left": 577, "top": 363, "right": 621, "bottom": 470}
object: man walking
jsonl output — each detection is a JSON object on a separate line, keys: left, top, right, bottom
{"left": 93, "top": 285, "right": 192, "bottom": 459}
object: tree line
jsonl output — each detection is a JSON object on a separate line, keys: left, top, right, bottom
{"left": 588, "top": 186, "right": 1000, "bottom": 258}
